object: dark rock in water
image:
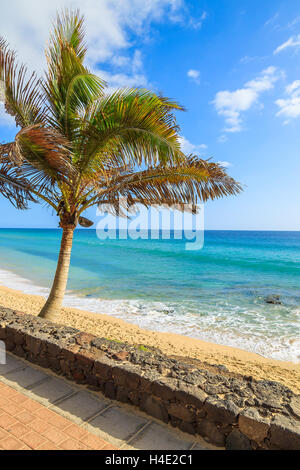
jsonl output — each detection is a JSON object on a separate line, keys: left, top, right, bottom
{"left": 264, "top": 295, "right": 282, "bottom": 305}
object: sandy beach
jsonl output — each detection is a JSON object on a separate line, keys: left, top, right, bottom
{"left": 0, "top": 283, "right": 299, "bottom": 394}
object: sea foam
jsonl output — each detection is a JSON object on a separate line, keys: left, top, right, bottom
{"left": 0, "top": 267, "right": 299, "bottom": 363}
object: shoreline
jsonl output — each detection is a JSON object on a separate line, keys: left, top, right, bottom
{"left": 0, "top": 283, "right": 299, "bottom": 393}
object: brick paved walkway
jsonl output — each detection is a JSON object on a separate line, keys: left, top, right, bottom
{"left": 0, "top": 353, "right": 213, "bottom": 451}
{"left": 0, "top": 381, "right": 118, "bottom": 450}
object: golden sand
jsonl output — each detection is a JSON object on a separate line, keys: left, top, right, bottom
{"left": 0, "top": 284, "right": 299, "bottom": 393}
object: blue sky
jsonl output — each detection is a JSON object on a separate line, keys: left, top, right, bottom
{"left": 1, "top": 0, "right": 300, "bottom": 230}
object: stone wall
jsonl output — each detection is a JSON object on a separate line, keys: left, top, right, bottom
{"left": 0, "top": 307, "right": 299, "bottom": 450}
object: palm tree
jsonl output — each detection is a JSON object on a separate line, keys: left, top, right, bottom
{"left": 0, "top": 10, "right": 242, "bottom": 320}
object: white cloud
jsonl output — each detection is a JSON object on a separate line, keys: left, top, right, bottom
{"left": 275, "top": 80, "right": 300, "bottom": 122}
{"left": 264, "top": 12, "right": 279, "bottom": 27}
{"left": 240, "top": 56, "right": 256, "bottom": 64}
{"left": 0, "top": 0, "right": 183, "bottom": 75}
{"left": 132, "top": 50, "right": 143, "bottom": 74}
{"left": 285, "top": 80, "right": 300, "bottom": 96}
{"left": 187, "top": 69, "right": 200, "bottom": 84}
{"left": 287, "top": 16, "right": 300, "bottom": 30}
{"left": 92, "top": 49, "right": 149, "bottom": 90}
{"left": 0, "top": 0, "right": 186, "bottom": 123}
{"left": 245, "top": 66, "right": 278, "bottom": 92}
{"left": 111, "top": 55, "right": 131, "bottom": 68}
{"left": 190, "top": 11, "right": 208, "bottom": 30}
{"left": 213, "top": 67, "right": 282, "bottom": 132}
{"left": 179, "top": 136, "right": 207, "bottom": 155}
{"left": 274, "top": 34, "right": 300, "bottom": 54}
{"left": 95, "top": 69, "right": 149, "bottom": 91}
{"left": 217, "top": 161, "right": 231, "bottom": 168}
{"left": 0, "top": 2, "right": 206, "bottom": 127}
{"left": 0, "top": 103, "right": 15, "bottom": 127}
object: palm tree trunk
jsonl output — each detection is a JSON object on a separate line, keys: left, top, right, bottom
{"left": 38, "top": 226, "right": 74, "bottom": 320}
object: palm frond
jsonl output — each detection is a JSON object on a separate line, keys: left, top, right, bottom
{"left": 0, "top": 158, "right": 36, "bottom": 209}
{"left": 48, "top": 9, "right": 87, "bottom": 64}
{"left": 0, "top": 142, "right": 22, "bottom": 164}
{"left": 75, "top": 88, "right": 185, "bottom": 175}
{"left": 44, "top": 10, "right": 105, "bottom": 135}
{"left": 15, "top": 125, "right": 77, "bottom": 192}
{"left": 81, "top": 156, "right": 242, "bottom": 213}
{"left": 0, "top": 37, "right": 46, "bottom": 127}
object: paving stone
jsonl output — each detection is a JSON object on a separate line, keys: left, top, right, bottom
{"left": 128, "top": 422, "right": 192, "bottom": 450}
{"left": 28, "top": 377, "right": 75, "bottom": 405}
{"left": 0, "top": 355, "right": 24, "bottom": 375}
{"left": 87, "top": 405, "right": 148, "bottom": 447}
{"left": 0, "top": 379, "right": 119, "bottom": 450}
{"left": 52, "top": 390, "right": 108, "bottom": 423}
{"left": 1, "top": 348, "right": 218, "bottom": 450}
{"left": 4, "top": 366, "right": 48, "bottom": 388}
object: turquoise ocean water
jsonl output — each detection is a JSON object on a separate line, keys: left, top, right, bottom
{"left": 0, "top": 229, "right": 299, "bottom": 362}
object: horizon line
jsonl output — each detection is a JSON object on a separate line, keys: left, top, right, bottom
{"left": 0, "top": 228, "right": 300, "bottom": 232}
